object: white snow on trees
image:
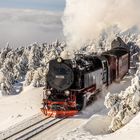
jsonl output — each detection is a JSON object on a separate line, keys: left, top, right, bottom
{"left": 32, "top": 67, "right": 47, "bottom": 87}
{"left": 24, "top": 70, "right": 34, "bottom": 86}
{"left": 0, "top": 40, "right": 66, "bottom": 96}
{"left": 104, "top": 64, "right": 140, "bottom": 132}
{"left": 0, "top": 34, "right": 138, "bottom": 97}
{"left": 28, "top": 43, "right": 42, "bottom": 70}
{"left": 0, "top": 69, "right": 16, "bottom": 95}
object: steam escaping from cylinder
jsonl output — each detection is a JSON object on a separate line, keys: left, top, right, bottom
{"left": 63, "top": 0, "right": 140, "bottom": 51}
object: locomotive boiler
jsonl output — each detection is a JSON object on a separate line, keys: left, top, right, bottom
{"left": 41, "top": 37, "right": 130, "bottom": 117}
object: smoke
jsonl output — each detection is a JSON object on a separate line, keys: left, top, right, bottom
{"left": 63, "top": 0, "right": 140, "bottom": 50}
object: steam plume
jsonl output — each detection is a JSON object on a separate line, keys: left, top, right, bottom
{"left": 63, "top": 0, "right": 140, "bottom": 50}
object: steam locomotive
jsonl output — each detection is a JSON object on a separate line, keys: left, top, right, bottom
{"left": 41, "top": 37, "right": 130, "bottom": 117}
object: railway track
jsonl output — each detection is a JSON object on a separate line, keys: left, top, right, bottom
{"left": 1, "top": 114, "right": 65, "bottom": 140}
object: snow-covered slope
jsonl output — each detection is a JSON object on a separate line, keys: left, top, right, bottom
{"left": 102, "top": 111, "right": 140, "bottom": 140}
{"left": 0, "top": 86, "right": 43, "bottom": 131}
{"left": 58, "top": 111, "right": 140, "bottom": 140}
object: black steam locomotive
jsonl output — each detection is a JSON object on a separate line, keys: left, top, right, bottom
{"left": 41, "top": 37, "right": 130, "bottom": 117}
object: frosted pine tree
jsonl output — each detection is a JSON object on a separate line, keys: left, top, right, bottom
{"left": 0, "top": 40, "right": 66, "bottom": 95}
{"left": 1, "top": 80, "right": 16, "bottom": 95}
{"left": 13, "top": 53, "right": 28, "bottom": 80}
{"left": 0, "top": 43, "right": 12, "bottom": 68}
{"left": 32, "top": 67, "right": 48, "bottom": 87}
{"left": 24, "top": 70, "right": 34, "bottom": 86}
{"left": 28, "top": 43, "right": 42, "bottom": 70}
{"left": 0, "top": 69, "right": 16, "bottom": 95}
{"left": 32, "top": 67, "right": 44, "bottom": 87}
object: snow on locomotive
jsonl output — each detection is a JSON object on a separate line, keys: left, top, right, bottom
{"left": 41, "top": 37, "right": 130, "bottom": 117}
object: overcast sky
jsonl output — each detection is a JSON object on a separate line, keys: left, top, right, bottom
{"left": 0, "top": 0, "right": 66, "bottom": 48}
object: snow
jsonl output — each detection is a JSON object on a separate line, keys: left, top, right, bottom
{"left": 58, "top": 111, "right": 140, "bottom": 140}
{"left": 83, "top": 115, "right": 111, "bottom": 135}
{"left": 58, "top": 75, "right": 133, "bottom": 140}
{"left": 0, "top": 36, "right": 139, "bottom": 140}
{"left": 104, "top": 65, "right": 140, "bottom": 132}
{"left": 0, "top": 86, "right": 42, "bottom": 131}
{"left": 102, "top": 112, "right": 140, "bottom": 140}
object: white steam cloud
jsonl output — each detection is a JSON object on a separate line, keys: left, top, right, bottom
{"left": 63, "top": 0, "right": 140, "bottom": 50}
{"left": 0, "top": 8, "right": 64, "bottom": 48}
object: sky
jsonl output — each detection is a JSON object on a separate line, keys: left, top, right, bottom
{"left": 0, "top": 0, "right": 66, "bottom": 48}
{"left": 0, "top": 0, "right": 66, "bottom": 11}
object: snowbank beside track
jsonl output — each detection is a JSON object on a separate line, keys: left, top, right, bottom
{"left": 0, "top": 86, "right": 42, "bottom": 131}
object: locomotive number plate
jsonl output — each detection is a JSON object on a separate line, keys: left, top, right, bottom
{"left": 55, "top": 75, "right": 65, "bottom": 79}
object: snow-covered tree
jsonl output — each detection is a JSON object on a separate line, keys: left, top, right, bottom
{"left": 0, "top": 44, "right": 12, "bottom": 67}
{"left": 104, "top": 64, "right": 140, "bottom": 132}
{"left": 28, "top": 43, "right": 42, "bottom": 70}
{"left": 0, "top": 40, "right": 67, "bottom": 95}
{"left": 0, "top": 69, "right": 16, "bottom": 95}
{"left": 13, "top": 53, "right": 28, "bottom": 80}
{"left": 1, "top": 80, "right": 16, "bottom": 95}
{"left": 32, "top": 67, "right": 47, "bottom": 87}
{"left": 24, "top": 70, "right": 34, "bottom": 86}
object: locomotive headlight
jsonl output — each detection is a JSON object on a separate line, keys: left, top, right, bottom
{"left": 57, "top": 57, "right": 62, "bottom": 63}
{"left": 46, "top": 90, "right": 51, "bottom": 95}
{"left": 65, "top": 90, "right": 70, "bottom": 96}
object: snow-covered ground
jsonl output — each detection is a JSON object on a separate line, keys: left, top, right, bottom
{"left": 58, "top": 111, "right": 140, "bottom": 140}
{"left": 0, "top": 86, "right": 43, "bottom": 131}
